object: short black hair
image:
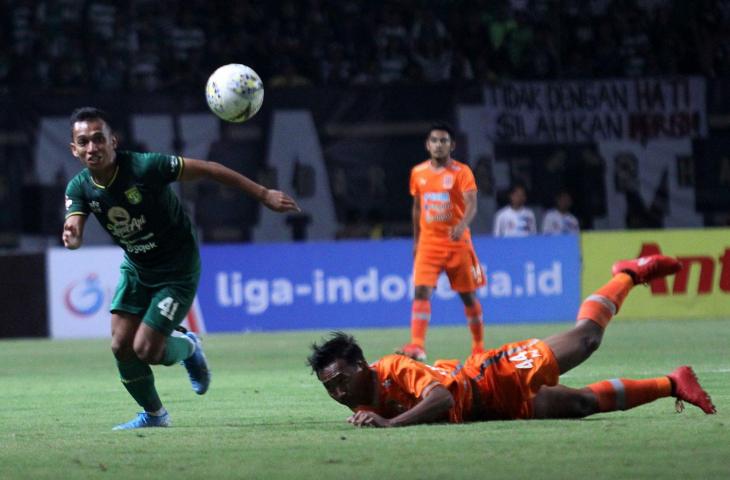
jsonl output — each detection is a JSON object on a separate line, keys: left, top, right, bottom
{"left": 69, "top": 107, "right": 113, "bottom": 131}
{"left": 307, "top": 331, "right": 366, "bottom": 373}
{"left": 427, "top": 122, "right": 455, "bottom": 141}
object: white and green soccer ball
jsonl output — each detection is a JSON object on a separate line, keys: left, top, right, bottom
{"left": 205, "top": 63, "right": 264, "bottom": 123}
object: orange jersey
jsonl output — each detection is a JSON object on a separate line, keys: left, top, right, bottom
{"left": 410, "top": 159, "right": 477, "bottom": 248}
{"left": 463, "top": 339, "right": 560, "bottom": 420}
{"left": 359, "top": 354, "right": 474, "bottom": 423}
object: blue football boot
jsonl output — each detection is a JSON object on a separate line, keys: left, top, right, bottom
{"left": 182, "top": 332, "right": 211, "bottom": 395}
{"left": 112, "top": 411, "right": 171, "bottom": 430}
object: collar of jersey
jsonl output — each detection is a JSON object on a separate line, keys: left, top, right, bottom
{"left": 429, "top": 158, "right": 453, "bottom": 171}
{"left": 90, "top": 165, "right": 120, "bottom": 189}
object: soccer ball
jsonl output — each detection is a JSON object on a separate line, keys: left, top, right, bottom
{"left": 205, "top": 64, "right": 264, "bottom": 123}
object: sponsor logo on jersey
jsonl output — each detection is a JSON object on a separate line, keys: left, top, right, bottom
{"left": 65, "top": 195, "right": 72, "bottom": 211}
{"left": 124, "top": 186, "right": 143, "bottom": 205}
{"left": 423, "top": 192, "right": 449, "bottom": 202}
{"left": 106, "top": 207, "right": 146, "bottom": 238}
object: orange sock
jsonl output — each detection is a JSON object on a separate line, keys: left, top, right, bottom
{"left": 465, "top": 301, "right": 484, "bottom": 353}
{"left": 587, "top": 377, "right": 672, "bottom": 412}
{"left": 410, "top": 299, "right": 431, "bottom": 347}
{"left": 576, "top": 273, "right": 634, "bottom": 329}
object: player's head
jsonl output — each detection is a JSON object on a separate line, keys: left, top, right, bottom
{"left": 425, "top": 122, "right": 455, "bottom": 161}
{"left": 69, "top": 106, "right": 118, "bottom": 169}
{"left": 308, "top": 332, "right": 372, "bottom": 409}
{"left": 509, "top": 183, "right": 527, "bottom": 209}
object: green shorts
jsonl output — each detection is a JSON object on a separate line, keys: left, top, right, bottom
{"left": 110, "top": 264, "right": 200, "bottom": 336}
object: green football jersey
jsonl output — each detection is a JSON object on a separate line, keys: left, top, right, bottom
{"left": 65, "top": 150, "right": 200, "bottom": 286}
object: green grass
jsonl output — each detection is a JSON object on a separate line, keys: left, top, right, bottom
{"left": 1, "top": 319, "right": 728, "bottom": 479}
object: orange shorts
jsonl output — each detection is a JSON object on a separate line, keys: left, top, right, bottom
{"left": 413, "top": 243, "right": 485, "bottom": 292}
{"left": 464, "top": 339, "right": 559, "bottom": 420}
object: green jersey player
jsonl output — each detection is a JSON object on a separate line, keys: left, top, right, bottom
{"left": 62, "top": 107, "right": 300, "bottom": 430}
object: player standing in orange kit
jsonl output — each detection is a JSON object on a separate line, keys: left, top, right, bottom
{"left": 400, "top": 123, "right": 485, "bottom": 362}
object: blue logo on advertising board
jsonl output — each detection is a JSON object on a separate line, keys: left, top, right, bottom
{"left": 197, "top": 235, "right": 581, "bottom": 333}
{"left": 64, "top": 273, "right": 105, "bottom": 317}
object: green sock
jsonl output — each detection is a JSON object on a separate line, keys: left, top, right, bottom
{"left": 160, "top": 335, "right": 195, "bottom": 366}
{"left": 117, "top": 358, "right": 162, "bottom": 412}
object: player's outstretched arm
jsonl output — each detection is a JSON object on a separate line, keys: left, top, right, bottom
{"left": 179, "top": 158, "right": 301, "bottom": 213}
{"left": 62, "top": 214, "right": 87, "bottom": 250}
{"left": 348, "top": 385, "right": 454, "bottom": 428}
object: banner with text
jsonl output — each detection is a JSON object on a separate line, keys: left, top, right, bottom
{"left": 197, "top": 235, "right": 581, "bottom": 332}
{"left": 483, "top": 77, "right": 706, "bottom": 144}
{"left": 581, "top": 228, "right": 730, "bottom": 319}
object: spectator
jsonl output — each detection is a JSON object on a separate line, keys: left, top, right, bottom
{"left": 541, "top": 190, "right": 580, "bottom": 235}
{"left": 493, "top": 183, "right": 537, "bottom": 237}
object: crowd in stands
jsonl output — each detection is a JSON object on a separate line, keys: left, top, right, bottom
{"left": 1, "top": 0, "right": 729, "bottom": 94}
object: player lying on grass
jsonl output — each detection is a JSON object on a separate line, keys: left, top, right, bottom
{"left": 308, "top": 255, "right": 716, "bottom": 427}
{"left": 63, "top": 107, "right": 300, "bottom": 430}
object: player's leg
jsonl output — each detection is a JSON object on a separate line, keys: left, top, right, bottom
{"left": 401, "top": 247, "right": 444, "bottom": 361}
{"left": 143, "top": 284, "right": 210, "bottom": 394}
{"left": 449, "top": 246, "right": 486, "bottom": 355}
{"left": 543, "top": 254, "right": 681, "bottom": 374}
{"left": 534, "top": 365, "right": 716, "bottom": 418}
{"left": 458, "top": 292, "right": 484, "bottom": 354}
{"left": 111, "top": 311, "right": 170, "bottom": 430}
{"left": 532, "top": 384, "right": 598, "bottom": 419}
{"left": 401, "top": 285, "right": 432, "bottom": 362}
{"left": 586, "top": 366, "right": 715, "bottom": 415}
{"left": 109, "top": 268, "right": 170, "bottom": 429}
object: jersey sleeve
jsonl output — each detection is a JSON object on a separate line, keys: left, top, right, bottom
{"left": 64, "top": 177, "right": 89, "bottom": 219}
{"left": 140, "top": 152, "right": 185, "bottom": 185}
{"left": 457, "top": 165, "right": 477, "bottom": 193}
{"left": 382, "top": 355, "right": 442, "bottom": 399}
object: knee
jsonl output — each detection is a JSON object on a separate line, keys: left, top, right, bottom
{"left": 111, "top": 336, "right": 135, "bottom": 361}
{"left": 577, "top": 323, "right": 603, "bottom": 357}
{"left": 580, "top": 331, "right": 602, "bottom": 357}
{"left": 133, "top": 340, "right": 163, "bottom": 364}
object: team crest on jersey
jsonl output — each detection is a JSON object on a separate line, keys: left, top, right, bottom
{"left": 89, "top": 200, "right": 101, "bottom": 213}
{"left": 124, "top": 186, "right": 142, "bottom": 205}
{"left": 442, "top": 174, "right": 454, "bottom": 189}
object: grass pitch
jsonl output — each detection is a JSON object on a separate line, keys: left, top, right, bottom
{"left": 1, "top": 319, "right": 728, "bottom": 479}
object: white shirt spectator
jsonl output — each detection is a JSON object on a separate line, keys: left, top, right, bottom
{"left": 493, "top": 206, "right": 537, "bottom": 237}
{"left": 541, "top": 209, "right": 580, "bottom": 234}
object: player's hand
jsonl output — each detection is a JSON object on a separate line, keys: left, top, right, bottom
{"left": 62, "top": 223, "right": 81, "bottom": 249}
{"left": 262, "top": 189, "right": 301, "bottom": 213}
{"left": 348, "top": 411, "right": 391, "bottom": 428}
{"left": 450, "top": 223, "right": 466, "bottom": 241}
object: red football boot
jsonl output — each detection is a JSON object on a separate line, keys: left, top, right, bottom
{"left": 611, "top": 255, "right": 681, "bottom": 284}
{"left": 668, "top": 366, "right": 716, "bottom": 414}
{"left": 399, "top": 343, "right": 427, "bottom": 362}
